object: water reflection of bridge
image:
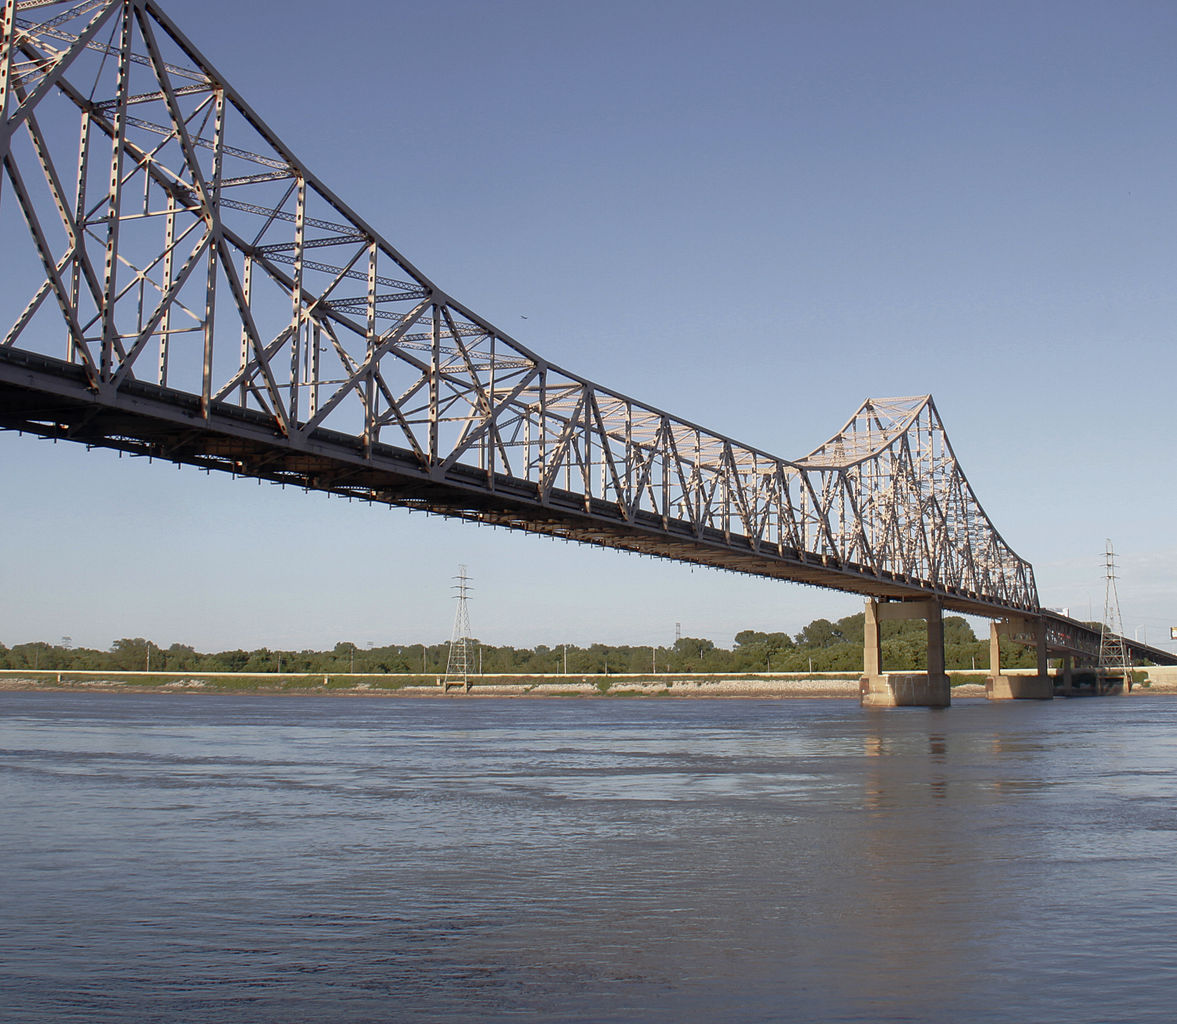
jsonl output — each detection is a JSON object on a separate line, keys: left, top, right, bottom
{"left": 2, "top": 1, "right": 1171, "bottom": 705}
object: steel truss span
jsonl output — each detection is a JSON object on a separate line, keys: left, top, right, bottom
{"left": 1, "top": 0, "right": 1038, "bottom": 617}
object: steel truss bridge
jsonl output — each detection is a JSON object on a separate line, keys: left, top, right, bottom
{"left": 1, "top": 0, "right": 1172, "bottom": 671}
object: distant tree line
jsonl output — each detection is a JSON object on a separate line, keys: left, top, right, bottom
{"left": 0, "top": 613, "right": 1040, "bottom": 675}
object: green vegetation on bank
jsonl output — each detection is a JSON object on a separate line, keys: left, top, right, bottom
{"left": 0, "top": 612, "right": 1039, "bottom": 676}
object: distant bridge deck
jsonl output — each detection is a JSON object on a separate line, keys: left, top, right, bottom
{"left": 1043, "top": 610, "right": 1176, "bottom": 668}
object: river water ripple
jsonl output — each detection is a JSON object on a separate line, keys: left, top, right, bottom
{"left": 2, "top": 691, "right": 1176, "bottom": 1022}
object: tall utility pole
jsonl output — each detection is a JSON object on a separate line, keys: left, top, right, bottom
{"left": 444, "top": 566, "right": 474, "bottom": 692}
{"left": 1098, "top": 540, "right": 1133, "bottom": 691}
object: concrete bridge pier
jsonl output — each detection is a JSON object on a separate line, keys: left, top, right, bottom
{"left": 859, "top": 598, "right": 951, "bottom": 708}
{"left": 1057, "top": 655, "right": 1074, "bottom": 696}
{"left": 986, "top": 617, "right": 1053, "bottom": 700}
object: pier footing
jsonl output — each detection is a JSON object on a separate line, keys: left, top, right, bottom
{"left": 860, "top": 673, "right": 951, "bottom": 708}
{"left": 986, "top": 674, "right": 1053, "bottom": 700}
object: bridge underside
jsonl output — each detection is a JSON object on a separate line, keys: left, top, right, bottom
{"left": 1, "top": 348, "right": 1027, "bottom": 620}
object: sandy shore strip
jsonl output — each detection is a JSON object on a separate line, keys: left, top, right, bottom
{"left": 3, "top": 673, "right": 1174, "bottom": 698}
{"left": 0, "top": 675, "right": 861, "bottom": 698}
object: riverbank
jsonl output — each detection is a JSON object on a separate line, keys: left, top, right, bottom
{"left": 0, "top": 670, "right": 862, "bottom": 699}
{"left": 5, "top": 670, "right": 1174, "bottom": 698}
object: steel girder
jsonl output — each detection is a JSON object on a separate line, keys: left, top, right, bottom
{"left": 1, "top": 0, "right": 1041, "bottom": 617}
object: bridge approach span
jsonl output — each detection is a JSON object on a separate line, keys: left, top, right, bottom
{"left": 1042, "top": 611, "right": 1175, "bottom": 668}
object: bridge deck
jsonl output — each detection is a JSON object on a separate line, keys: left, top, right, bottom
{"left": 0, "top": 347, "right": 1027, "bottom": 620}
{"left": 1042, "top": 610, "right": 1176, "bottom": 667}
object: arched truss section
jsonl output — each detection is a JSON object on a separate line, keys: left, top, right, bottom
{"left": 794, "top": 396, "right": 1037, "bottom": 611}
{"left": 0, "top": 0, "right": 1038, "bottom": 615}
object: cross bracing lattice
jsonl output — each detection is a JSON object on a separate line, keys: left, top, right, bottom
{"left": 444, "top": 566, "right": 473, "bottom": 689}
{"left": 0, "top": 0, "right": 1040, "bottom": 617}
{"left": 1098, "top": 541, "right": 1133, "bottom": 682}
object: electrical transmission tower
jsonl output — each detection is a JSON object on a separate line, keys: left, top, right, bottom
{"left": 444, "top": 566, "right": 474, "bottom": 693}
{"left": 1098, "top": 540, "right": 1133, "bottom": 692}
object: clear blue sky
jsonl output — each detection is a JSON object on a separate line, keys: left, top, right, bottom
{"left": 3, "top": 0, "right": 1175, "bottom": 653}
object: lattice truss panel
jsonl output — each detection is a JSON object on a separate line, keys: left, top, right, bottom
{"left": 0, "top": 0, "right": 1038, "bottom": 611}
{"left": 794, "top": 397, "right": 1036, "bottom": 609}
